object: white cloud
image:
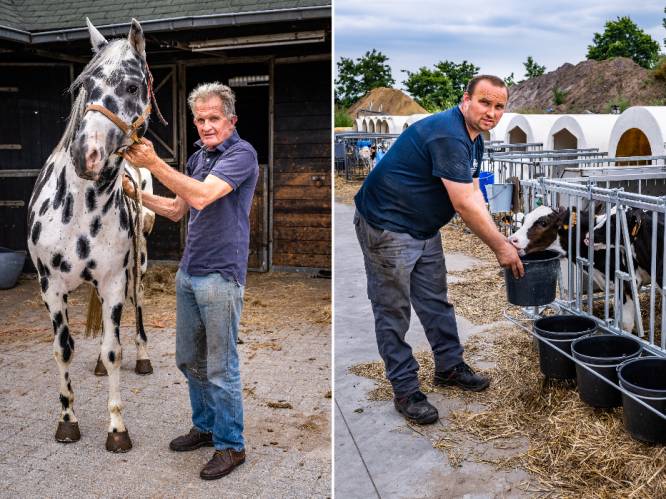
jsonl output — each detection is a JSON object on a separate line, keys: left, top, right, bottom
{"left": 334, "top": 0, "right": 666, "bottom": 88}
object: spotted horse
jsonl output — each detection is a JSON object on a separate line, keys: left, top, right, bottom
{"left": 26, "top": 18, "right": 162, "bottom": 452}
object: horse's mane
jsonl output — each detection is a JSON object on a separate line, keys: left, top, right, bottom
{"left": 51, "top": 87, "right": 87, "bottom": 155}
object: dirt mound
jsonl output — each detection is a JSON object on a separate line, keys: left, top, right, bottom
{"left": 348, "top": 87, "right": 427, "bottom": 116}
{"left": 507, "top": 57, "right": 666, "bottom": 114}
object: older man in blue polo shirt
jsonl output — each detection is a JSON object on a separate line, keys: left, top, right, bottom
{"left": 354, "top": 75, "right": 524, "bottom": 425}
{"left": 123, "top": 82, "right": 258, "bottom": 479}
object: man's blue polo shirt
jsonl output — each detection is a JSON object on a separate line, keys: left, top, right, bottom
{"left": 180, "top": 130, "right": 258, "bottom": 285}
{"left": 354, "top": 106, "right": 484, "bottom": 240}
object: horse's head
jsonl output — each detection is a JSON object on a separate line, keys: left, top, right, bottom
{"left": 70, "top": 18, "right": 151, "bottom": 182}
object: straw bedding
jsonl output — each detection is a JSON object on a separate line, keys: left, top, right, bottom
{"left": 350, "top": 220, "right": 666, "bottom": 497}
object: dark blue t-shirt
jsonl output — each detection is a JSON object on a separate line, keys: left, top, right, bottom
{"left": 354, "top": 106, "right": 484, "bottom": 239}
{"left": 180, "top": 130, "right": 259, "bottom": 285}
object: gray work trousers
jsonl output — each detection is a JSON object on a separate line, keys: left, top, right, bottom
{"left": 354, "top": 211, "right": 464, "bottom": 397}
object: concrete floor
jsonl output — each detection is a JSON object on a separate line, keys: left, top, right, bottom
{"left": 0, "top": 274, "right": 330, "bottom": 498}
{"left": 334, "top": 202, "right": 530, "bottom": 498}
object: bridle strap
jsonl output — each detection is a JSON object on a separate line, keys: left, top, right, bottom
{"left": 84, "top": 103, "right": 152, "bottom": 145}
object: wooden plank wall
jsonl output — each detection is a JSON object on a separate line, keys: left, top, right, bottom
{"left": 0, "top": 66, "right": 70, "bottom": 265}
{"left": 272, "top": 60, "right": 331, "bottom": 269}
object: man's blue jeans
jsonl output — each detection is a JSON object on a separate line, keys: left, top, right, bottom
{"left": 175, "top": 269, "right": 244, "bottom": 451}
{"left": 354, "top": 211, "right": 464, "bottom": 397}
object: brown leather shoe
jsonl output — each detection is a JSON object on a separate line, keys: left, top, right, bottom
{"left": 169, "top": 427, "right": 213, "bottom": 452}
{"left": 200, "top": 449, "right": 246, "bottom": 480}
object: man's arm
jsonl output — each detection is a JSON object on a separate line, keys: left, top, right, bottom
{"left": 123, "top": 139, "right": 233, "bottom": 211}
{"left": 443, "top": 178, "right": 524, "bottom": 278}
{"left": 122, "top": 176, "right": 188, "bottom": 222}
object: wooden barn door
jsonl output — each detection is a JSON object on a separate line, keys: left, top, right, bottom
{"left": 0, "top": 64, "right": 72, "bottom": 270}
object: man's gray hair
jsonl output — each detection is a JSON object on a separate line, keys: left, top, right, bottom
{"left": 188, "top": 82, "right": 236, "bottom": 118}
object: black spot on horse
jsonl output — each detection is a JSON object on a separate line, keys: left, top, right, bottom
{"left": 87, "top": 260, "right": 97, "bottom": 269}
{"left": 90, "top": 216, "right": 102, "bottom": 237}
{"left": 51, "top": 253, "right": 62, "bottom": 268}
{"left": 80, "top": 268, "right": 93, "bottom": 281}
{"left": 53, "top": 168, "right": 67, "bottom": 210}
{"left": 28, "top": 162, "right": 55, "bottom": 214}
{"left": 93, "top": 279, "right": 98, "bottom": 287}
{"left": 54, "top": 311, "right": 63, "bottom": 328}
{"left": 141, "top": 179, "right": 147, "bottom": 190}
{"left": 140, "top": 252, "right": 145, "bottom": 265}
{"left": 39, "top": 198, "right": 50, "bottom": 216}
{"left": 123, "top": 250, "right": 130, "bottom": 267}
{"left": 67, "top": 381, "right": 72, "bottom": 392}
{"left": 124, "top": 268, "right": 129, "bottom": 297}
{"left": 138, "top": 307, "right": 147, "bottom": 342}
{"left": 114, "top": 326, "right": 120, "bottom": 340}
{"left": 103, "top": 95, "right": 119, "bottom": 114}
{"left": 65, "top": 372, "right": 69, "bottom": 380}
{"left": 62, "top": 193, "right": 74, "bottom": 224}
{"left": 63, "top": 294, "right": 68, "bottom": 303}
{"left": 37, "top": 258, "right": 46, "bottom": 276}
{"left": 86, "top": 187, "right": 97, "bottom": 211}
{"left": 31, "top": 221, "right": 42, "bottom": 244}
{"left": 63, "top": 414, "right": 70, "bottom": 422}
{"left": 102, "top": 194, "right": 114, "bottom": 214}
{"left": 60, "top": 260, "right": 71, "bottom": 273}
{"left": 106, "top": 69, "right": 123, "bottom": 87}
{"left": 59, "top": 394, "right": 69, "bottom": 409}
{"left": 76, "top": 236, "right": 90, "bottom": 259}
{"left": 111, "top": 303, "right": 123, "bottom": 326}
{"left": 108, "top": 351, "right": 116, "bottom": 363}
{"left": 89, "top": 84, "right": 103, "bottom": 101}
{"left": 119, "top": 205, "right": 129, "bottom": 230}
{"left": 40, "top": 276, "right": 49, "bottom": 292}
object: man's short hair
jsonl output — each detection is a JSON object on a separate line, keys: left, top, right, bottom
{"left": 188, "top": 82, "right": 236, "bottom": 118}
{"left": 465, "top": 75, "right": 509, "bottom": 100}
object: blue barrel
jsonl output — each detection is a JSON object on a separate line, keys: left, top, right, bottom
{"left": 478, "top": 171, "right": 494, "bottom": 202}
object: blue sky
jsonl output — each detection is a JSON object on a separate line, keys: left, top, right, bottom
{"left": 334, "top": 1, "right": 666, "bottom": 88}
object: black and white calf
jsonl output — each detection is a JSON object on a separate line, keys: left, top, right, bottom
{"left": 508, "top": 205, "right": 640, "bottom": 332}
{"left": 27, "top": 19, "right": 155, "bottom": 452}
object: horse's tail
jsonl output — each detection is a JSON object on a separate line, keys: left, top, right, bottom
{"left": 84, "top": 286, "right": 103, "bottom": 338}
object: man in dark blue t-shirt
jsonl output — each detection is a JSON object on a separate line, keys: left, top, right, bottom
{"left": 123, "top": 82, "right": 258, "bottom": 478}
{"left": 354, "top": 75, "right": 524, "bottom": 425}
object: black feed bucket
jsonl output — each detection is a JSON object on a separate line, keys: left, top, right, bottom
{"left": 505, "top": 250, "right": 560, "bottom": 306}
{"left": 534, "top": 315, "right": 597, "bottom": 380}
{"left": 618, "top": 357, "right": 666, "bottom": 444}
{"left": 571, "top": 334, "right": 642, "bottom": 408}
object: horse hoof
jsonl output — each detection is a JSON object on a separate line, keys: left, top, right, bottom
{"left": 135, "top": 359, "right": 153, "bottom": 375}
{"left": 55, "top": 421, "right": 80, "bottom": 443}
{"left": 106, "top": 431, "right": 132, "bottom": 453}
{"left": 94, "top": 358, "right": 107, "bottom": 376}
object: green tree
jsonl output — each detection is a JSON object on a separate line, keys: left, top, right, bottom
{"left": 504, "top": 72, "right": 516, "bottom": 87}
{"left": 402, "top": 60, "right": 479, "bottom": 112}
{"left": 523, "top": 56, "right": 545, "bottom": 79}
{"left": 587, "top": 16, "right": 660, "bottom": 69}
{"left": 335, "top": 49, "right": 395, "bottom": 108}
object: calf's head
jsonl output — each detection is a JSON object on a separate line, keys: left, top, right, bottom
{"left": 509, "top": 205, "right": 569, "bottom": 256}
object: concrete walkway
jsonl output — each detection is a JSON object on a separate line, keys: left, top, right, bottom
{"left": 334, "top": 202, "right": 529, "bottom": 498}
{"left": 0, "top": 274, "right": 330, "bottom": 498}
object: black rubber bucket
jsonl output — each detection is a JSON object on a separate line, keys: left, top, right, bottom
{"left": 618, "top": 357, "right": 666, "bottom": 444}
{"left": 571, "top": 334, "right": 642, "bottom": 408}
{"left": 533, "top": 315, "right": 596, "bottom": 380}
{"left": 505, "top": 250, "right": 560, "bottom": 306}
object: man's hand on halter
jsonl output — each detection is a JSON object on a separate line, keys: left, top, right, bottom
{"left": 123, "top": 138, "right": 160, "bottom": 170}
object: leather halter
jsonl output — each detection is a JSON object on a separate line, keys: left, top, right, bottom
{"left": 82, "top": 63, "right": 167, "bottom": 147}
{"left": 84, "top": 102, "right": 151, "bottom": 145}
